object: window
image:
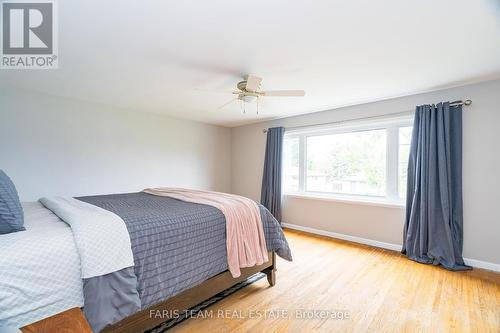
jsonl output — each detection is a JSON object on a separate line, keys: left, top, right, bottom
{"left": 398, "top": 126, "right": 413, "bottom": 199}
{"left": 283, "top": 116, "right": 413, "bottom": 205}
{"left": 283, "top": 136, "right": 299, "bottom": 193}
{"left": 306, "top": 129, "right": 387, "bottom": 196}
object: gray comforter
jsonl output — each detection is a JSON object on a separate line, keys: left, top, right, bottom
{"left": 76, "top": 192, "right": 292, "bottom": 332}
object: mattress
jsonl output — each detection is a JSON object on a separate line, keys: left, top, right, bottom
{"left": 77, "top": 192, "right": 292, "bottom": 310}
{"left": 0, "top": 202, "right": 84, "bottom": 328}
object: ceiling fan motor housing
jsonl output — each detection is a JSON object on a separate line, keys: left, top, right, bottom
{"left": 236, "top": 80, "right": 259, "bottom": 103}
{"left": 237, "top": 80, "right": 249, "bottom": 91}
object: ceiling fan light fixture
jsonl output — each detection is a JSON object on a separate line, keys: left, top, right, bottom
{"left": 241, "top": 95, "right": 258, "bottom": 103}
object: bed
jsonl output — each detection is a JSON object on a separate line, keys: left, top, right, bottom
{"left": 0, "top": 191, "right": 291, "bottom": 332}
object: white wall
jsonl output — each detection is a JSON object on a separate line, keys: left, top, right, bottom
{"left": 0, "top": 87, "right": 231, "bottom": 201}
{"left": 231, "top": 79, "right": 500, "bottom": 266}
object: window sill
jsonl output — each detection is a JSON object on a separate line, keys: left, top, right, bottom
{"left": 283, "top": 192, "right": 405, "bottom": 209}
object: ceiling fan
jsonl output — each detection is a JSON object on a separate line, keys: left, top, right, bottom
{"left": 216, "top": 75, "right": 305, "bottom": 113}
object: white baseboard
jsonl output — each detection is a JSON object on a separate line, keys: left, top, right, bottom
{"left": 281, "top": 222, "right": 500, "bottom": 272}
{"left": 281, "top": 222, "right": 403, "bottom": 252}
{"left": 463, "top": 258, "right": 500, "bottom": 272}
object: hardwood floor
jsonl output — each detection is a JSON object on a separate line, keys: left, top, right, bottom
{"left": 170, "top": 229, "right": 500, "bottom": 333}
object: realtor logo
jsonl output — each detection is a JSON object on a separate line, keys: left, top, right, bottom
{"left": 1, "top": 0, "right": 58, "bottom": 69}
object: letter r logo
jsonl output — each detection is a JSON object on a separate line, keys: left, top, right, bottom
{"left": 2, "top": 2, "right": 53, "bottom": 54}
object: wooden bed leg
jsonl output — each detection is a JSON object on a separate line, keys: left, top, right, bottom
{"left": 266, "top": 269, "right": 276, "bottom": 286}
{"left": 265, "top": 252, "right": 276, "bottom": 287}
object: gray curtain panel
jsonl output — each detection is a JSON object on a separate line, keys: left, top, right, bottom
{"left": 261, "top": 127, "right": 285, "bottom": 223}
{"left": 402, "top": 102, "right": 471, "bottom": 271}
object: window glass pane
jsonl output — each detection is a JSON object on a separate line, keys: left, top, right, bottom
{"left": 398, "top": 126, "right": 413, "bottom": 199}
{"left": 306, "top": 129, "right": 386, "bottom": 196}
{"left": 283, "top": 136, "right": 299, "bottom": 192}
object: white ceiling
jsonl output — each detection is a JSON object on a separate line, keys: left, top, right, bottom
{"left": 2, "top": 0, "right": 500, "bottom": 127}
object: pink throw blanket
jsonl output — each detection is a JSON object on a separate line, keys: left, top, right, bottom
{"left": 144, "top": 188, "right": 269, "bottom": 278}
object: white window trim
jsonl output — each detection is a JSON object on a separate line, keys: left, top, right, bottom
{"left": 283, "top": 114, "right": 413, "bottom": 206}
{"left": 284, "top": 192, "right": 405, "bottom": 209}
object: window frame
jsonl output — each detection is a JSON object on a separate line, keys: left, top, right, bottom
{"left": 283, "top": 115, "right": 413, "bottom": 207}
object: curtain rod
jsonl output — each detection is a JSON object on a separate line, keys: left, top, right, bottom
{"left": 262, "top": 99, "right": 471, "bottom": 133}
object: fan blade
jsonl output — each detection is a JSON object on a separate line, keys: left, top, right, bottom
{"left": 262, "top": 90, "right": 305, "bottom": 96}
{"left": 216, "top": 98, "right": 238, "bottom": 110}
{"left": 195, "top": 88, "right": 238, "bottom": 94}
{"left": 245, "top": 75, "right": 262, "bottom": 92}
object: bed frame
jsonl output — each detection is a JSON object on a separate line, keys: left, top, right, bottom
{"left": 101, "top": 252, "right": 276, "bottom": 333}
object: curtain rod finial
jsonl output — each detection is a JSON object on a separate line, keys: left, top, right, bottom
{"left": 464, "top": 99, "right": 472, "bottom": 106}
